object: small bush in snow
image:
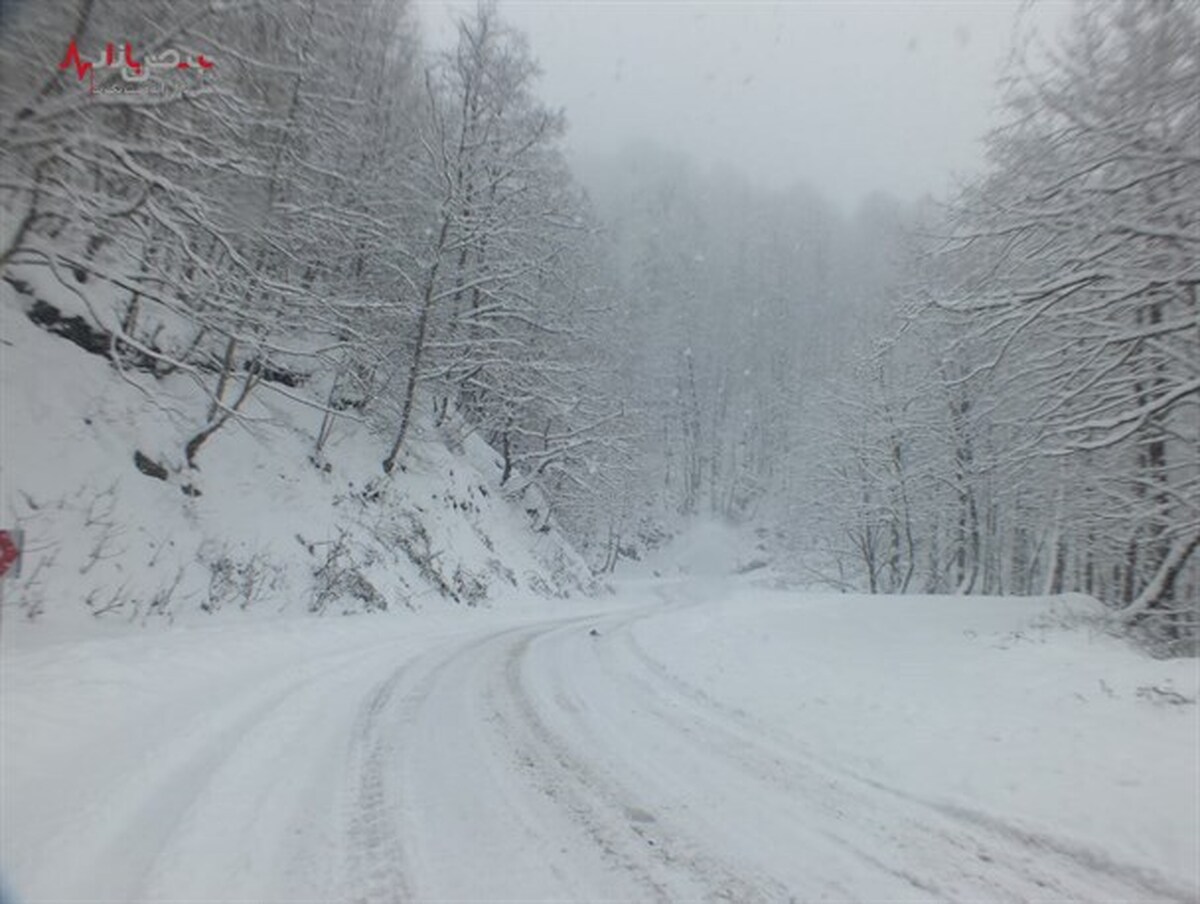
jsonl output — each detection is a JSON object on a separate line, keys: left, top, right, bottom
{"left": 200, "top": 544, "right": 282, "bottom": 613}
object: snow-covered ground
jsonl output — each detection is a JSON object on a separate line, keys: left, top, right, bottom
{"left": 3, "top": 578, "right": 1196, "bottom": 902}
{"left": 0, "top": 272, "right": 593, "bottom": 636}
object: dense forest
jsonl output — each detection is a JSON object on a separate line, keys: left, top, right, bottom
{"left": 1, "top": 0, "right": 1196, "bottom": 650}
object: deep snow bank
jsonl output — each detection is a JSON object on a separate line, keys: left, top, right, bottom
{"left": 0, "top": 272, "right": 594, "bottom": 636}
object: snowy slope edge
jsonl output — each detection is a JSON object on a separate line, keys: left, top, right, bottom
{"left": 0, "top": 276, "right": 597, "bottom": 633}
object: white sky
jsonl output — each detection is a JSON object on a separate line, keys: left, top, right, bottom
{"left": 414, "top": 1, "right": 1073, "bottom": 213}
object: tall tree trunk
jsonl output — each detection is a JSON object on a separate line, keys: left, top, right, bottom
{"left": 383, "top": 218, "right": 452, "bottom": 475}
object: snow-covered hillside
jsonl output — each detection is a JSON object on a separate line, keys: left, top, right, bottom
{"left": 2, "top": 580, "right": 1196, "bottom": 901}
{"left": 0, "top": 270, "right": 594, "bottom": 635}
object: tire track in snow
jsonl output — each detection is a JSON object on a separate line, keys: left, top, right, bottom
{"left": 344, "top": 615, "right": 618, "bottom": 902}
{"left": 495, "top": 614, "right": 802, "bottom": 903}
{"left": 345, "top": 657, "right": 417, "bottom": 904}
{"left": 27, "top": 635, "right": 421, "bottom": 902}
{"left": 496, "top": 629, "right": 691, "bottom": 902}
{"left": 503, "top": 630, "right": 679, "bottom": 901}
{"left": 517, "top": 611, "right": 869, "bottom": 902}
{"left": 606, "top": 608, "right": 1196, "bottom": 903}
{"left": 346, "top": 605, "right": 788, "bottom": 902}
{"left": 342, "top": 622, "right": 571, "bottom": 902}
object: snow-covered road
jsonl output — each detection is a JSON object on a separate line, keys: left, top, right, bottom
{"left": 3, "top": 582, "right": 1197, "bottom": 902}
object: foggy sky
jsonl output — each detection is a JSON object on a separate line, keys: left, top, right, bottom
{"left": 416, "top": 1, "right": 1072, "bottom": 214}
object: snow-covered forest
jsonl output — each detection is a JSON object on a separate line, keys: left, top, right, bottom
{"left": 2, "top": 0, "right": 1194, "bottom": 645}
{"left": 2, "top": 1, "right": 1199, "bottom": 900}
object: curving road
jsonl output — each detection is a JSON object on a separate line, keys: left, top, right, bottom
{"left": 2, "top": 584, "right": 1194, "bottom": 902}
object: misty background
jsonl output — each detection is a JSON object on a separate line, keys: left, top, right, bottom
{"left": 417, "top": 0, "right": 1072, "bottom": 212}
